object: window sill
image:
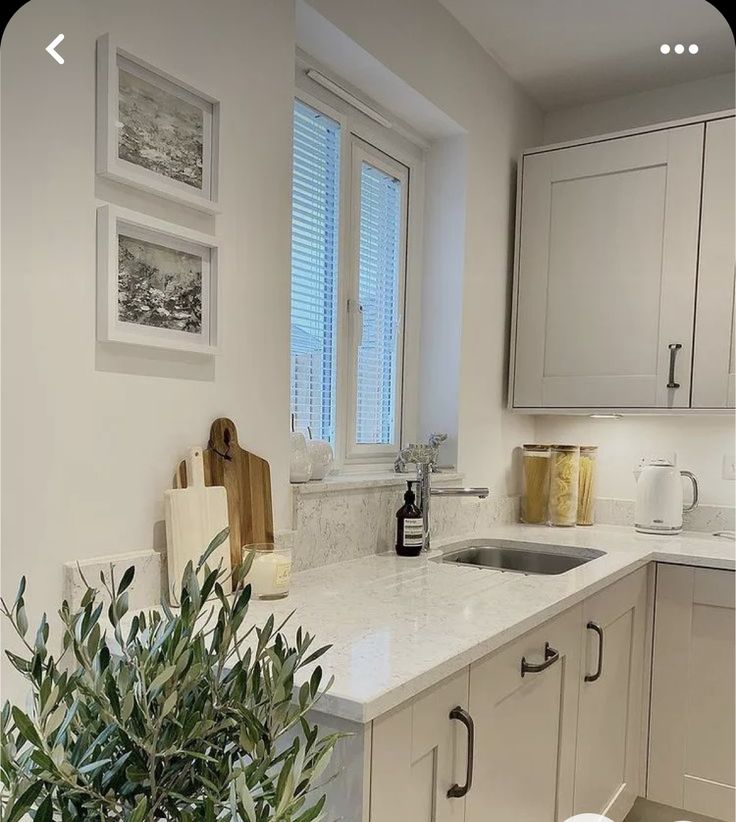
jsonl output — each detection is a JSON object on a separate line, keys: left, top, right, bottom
{"left": 290, "top": 469, "right": 463, "bottom": 496}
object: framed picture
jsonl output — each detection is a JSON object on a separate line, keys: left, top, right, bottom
{"left": 96, "top": 34, "right": 220, "bottom": 213}
{"left": 97, "top": 205, "right": 219, "bottom": 354}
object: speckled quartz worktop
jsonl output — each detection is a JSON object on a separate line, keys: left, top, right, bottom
{"left": 242, "top": 524, "right": 734, "bottom": 724}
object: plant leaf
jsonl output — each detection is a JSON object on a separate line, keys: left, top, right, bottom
{"left": 128, "top": 795, "right": 148, "bottom": 822}
{"left": 11, "top": 707, "right": 42, "bottom": 748}
{"left": 118, "top": 565, "right": 135, "bottom": 594}
{"left": 4, "top": 781, "right": 43, "bottom": 822}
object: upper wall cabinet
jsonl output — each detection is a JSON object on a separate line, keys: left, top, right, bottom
{"left": 510, "top": 114, "right": 735, "bottom": 412}
{"left": 691, "top": 118, "right": 736, "bottom": 409}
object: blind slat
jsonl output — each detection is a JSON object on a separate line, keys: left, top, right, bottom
{"left": 355, "top": 162, "right": 402, "bottom": 445}
{"left": 290, "top": 100, "right": 340, "bottom": 443}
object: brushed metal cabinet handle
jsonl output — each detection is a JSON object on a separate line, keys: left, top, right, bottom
{"left": 585, "top": 621, "right": 604, "bottom": 682}
{"left": 666, "top": 343, "right": 682, "bottom": 389}
{"left": 681, "top": 470, "right": 699, "bottom": 513}
{"left": 520, "top": 642, "right": 560, "bottom": 677}
{"left": 447, "top": 706, "right": 474, "bottom": 798}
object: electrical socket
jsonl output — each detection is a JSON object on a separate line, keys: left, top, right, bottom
{"left": 723, "top": 453, "right": 736, "bottom": 481}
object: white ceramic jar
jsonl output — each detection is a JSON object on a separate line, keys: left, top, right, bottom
{"left": 307, "top": 438, "right": 334, "bottom": 480}
{"left": 289, "top": 432, "right": 312, "bottom": 483}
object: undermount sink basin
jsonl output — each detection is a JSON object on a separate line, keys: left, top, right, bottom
{"left": 441, "top": 539, "right": 605, "bottom": 575}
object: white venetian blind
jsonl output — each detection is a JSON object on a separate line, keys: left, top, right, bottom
{"left": 290, "top": 100, "right": 341, "bottom": 442}
{"left": 355, "top": 161, "right": 403, "bottom": 445}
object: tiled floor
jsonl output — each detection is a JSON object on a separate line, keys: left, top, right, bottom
{"left": 624, "top": 797, "right": 723, "bottom": 822}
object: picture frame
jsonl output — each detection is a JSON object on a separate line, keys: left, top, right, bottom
{"left": 96, "top": 34, "right": 220, "bottom": 213}
{"left": 97, "top": 205, "right": 220, "bottom": 355}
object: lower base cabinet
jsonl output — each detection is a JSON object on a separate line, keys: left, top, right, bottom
{"left": 574, "top": 568, "right": 648, "bottom": 821}
{"left": 465, "top": 605, "right": 582, "bottom": 822}
{"left": 647, "top": 565, "right": 735, "bottom": 822}
{"left": 371, "top": 668, "right": 470, "bottom": 822}
{"left": 367, "top": 565, "right": 736, "bottom": 822}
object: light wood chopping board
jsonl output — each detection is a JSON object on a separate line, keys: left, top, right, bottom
{"left": 175, "top": 418, "right": 274, "bottom": 571}
{"left": 165, "top": 447, "right": 230, "bottom": 605}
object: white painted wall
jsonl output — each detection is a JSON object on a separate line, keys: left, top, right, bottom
{"left": 543, "top": 72, "right": 735, "bottom": 143}
{"left": 1, "top": 0, "right": 294, "bottom": 694}
{"left": 538, "top": 80, "right": 735, "bottom": 508}
{"left": 418, "top": 136, "right": 467, "bottom": 467}
{"left": 304, "top": 0, "right": 544, "bottom": 495}
{"left": 1, "top": 0, "right": 543, "bottom": 701}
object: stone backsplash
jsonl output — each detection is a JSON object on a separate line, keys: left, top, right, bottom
{"left": 64, "top": 487, "right": 733, "bottom": 609}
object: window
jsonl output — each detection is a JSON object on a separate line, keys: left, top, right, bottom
{"left": 290, "top": 94, "right": 412, "bottom": 466}
{"left": 290, "top": 100, "right": 340, "bottom": 443}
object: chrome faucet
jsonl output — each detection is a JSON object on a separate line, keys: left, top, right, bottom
{"left": 395, "top": 434, "right": 489, "bottom": 552}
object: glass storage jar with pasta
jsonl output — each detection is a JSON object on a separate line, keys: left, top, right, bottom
{"left": 521, "top": 444, "right": 551, "bottom": 524}
{"left": 577, "top": 446, "right": 598, "bottom": 525}
{"left": 548, "top": 445, "right": 580, "bottom": 527}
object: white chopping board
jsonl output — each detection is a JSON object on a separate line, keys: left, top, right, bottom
{"left": 164, "top": 447, "right": 230, "bottom": 605}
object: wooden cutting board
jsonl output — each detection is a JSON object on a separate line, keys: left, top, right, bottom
{"left": 176, "top": 418, "right": 274, "bottom": 571}
{"left": 165, "top": 447, "right": 230, "bottom": 605}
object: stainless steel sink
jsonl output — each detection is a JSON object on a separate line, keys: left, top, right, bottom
{"left": 441, "top": 539, "right": 604, "bottom": 575}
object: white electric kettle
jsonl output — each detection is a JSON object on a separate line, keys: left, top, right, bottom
{"left": 633, "top": 458, "right": 699, "bottom": 535}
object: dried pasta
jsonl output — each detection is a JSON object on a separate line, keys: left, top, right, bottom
{"left": 549, "top": 447, "right": 579, "bottom": 526}
{"left": 521, "top": 451, "right": 550, "bottom": 524}
{"left": 577, "top": 449, "right": 597, "bottom": 525}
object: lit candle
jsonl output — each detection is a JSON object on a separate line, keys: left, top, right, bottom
{"left": 242, "top": 544, "right": 291, "bottom": 599}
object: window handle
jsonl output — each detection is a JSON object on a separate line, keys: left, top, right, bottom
{"left": 348, "top": 299, "right": 363, "bottom": 347}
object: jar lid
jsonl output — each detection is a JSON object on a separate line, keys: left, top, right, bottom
{"left": 580, "top": 445, "right": 598, "bottom": 453}
{"left": 551, "top": 444, "right": 579, "bottom": 451}
{"left": 523, "top": 444, "right": 551, "bottom": 451}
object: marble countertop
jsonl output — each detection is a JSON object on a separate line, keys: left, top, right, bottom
{"left": 242, "top": 523, "right": 734, "bottom": 724}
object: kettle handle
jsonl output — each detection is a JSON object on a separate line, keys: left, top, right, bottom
{"left": 681, "top": 471, "right": 699, "bottom": 513}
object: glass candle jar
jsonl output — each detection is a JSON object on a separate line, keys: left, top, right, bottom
{"left": 577, "top": 446, "right": 598, "bottom": 525}
{"left": 241, "top": 544, "right": 292, "bottom": 600}
{"left": 548, "top": 445, "right": 580, "bottom": 527}
{"left": 521, "top": 445, "right": 551, "bottom": 524}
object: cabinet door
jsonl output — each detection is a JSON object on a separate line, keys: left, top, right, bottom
{"left": 465, "top": 605, "right": 582, "bottom": 822}
{"left": 574, "top": 568, "right": 649, "bottom": 821}
{"left": 371, "top": 668, "right": 470, "bottom": 822}
{"left": 513, "top": 124, "right": 704, "bottom": 409}
{"left": 648, "top": 565, "right": 735, "bottom": 821}
{"left": 691, "top": 117, "right": 736, "bottom": 409}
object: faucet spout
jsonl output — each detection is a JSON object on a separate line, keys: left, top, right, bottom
{"left": 416, "top": 462, "right": 489, "bottom": 552}
{"left": 431, "top": 487, "right": 489, "bottom": 499}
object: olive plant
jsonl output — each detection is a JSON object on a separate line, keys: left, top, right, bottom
{"left": 0, "top": 529, "right": 338, "bottom": 821}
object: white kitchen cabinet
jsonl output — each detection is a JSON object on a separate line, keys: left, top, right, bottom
{"left": 370, "top": 668, "right": 470, "bottom": 822}
{"left": 648, "top": 565, "right": 735, "bottom": 822}
{"left": 574, "top": 568, "right": 649, "bottom": 821}
{"left": 511, "top": 121, "right": 707, "bottom": 411}
{"left": 691, "top": 117, "right": 736, "bottom": 409}
{"left": 465, "top": 605, "right": 583, "bottom": 822}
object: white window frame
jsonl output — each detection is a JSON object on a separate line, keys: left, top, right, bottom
{"left": 345, "top": 138, "right": 409, "bottom": 463}
{"left": 294, "top": 67, "right": 424, "bottom": 471}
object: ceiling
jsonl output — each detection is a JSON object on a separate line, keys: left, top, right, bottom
{"left": 436, "top": 0, "right": 735, "bottom": 109}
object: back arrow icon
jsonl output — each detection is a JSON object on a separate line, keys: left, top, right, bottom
{"left": 46, "top": 34, "right": 64, "bottom": 64}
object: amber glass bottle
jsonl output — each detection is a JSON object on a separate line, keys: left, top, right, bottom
{"left": 396, "top": 481, "right": 423, "bottom": 556}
